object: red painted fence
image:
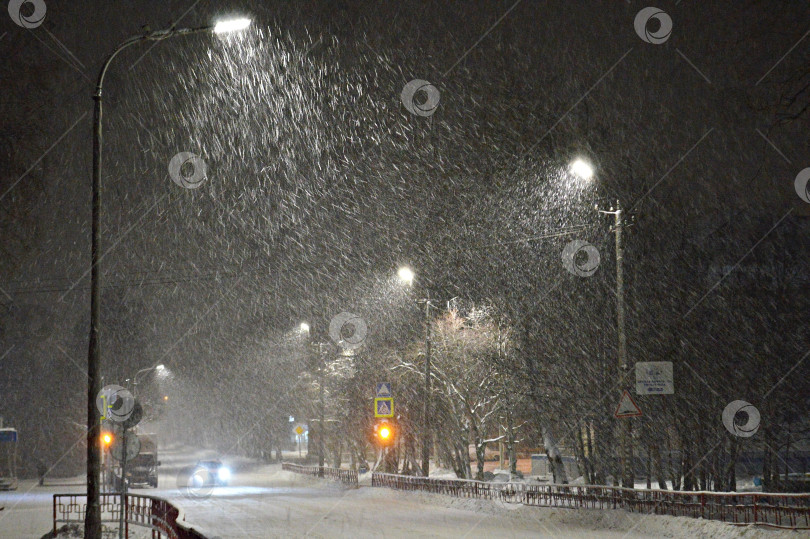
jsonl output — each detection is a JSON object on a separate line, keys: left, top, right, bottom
{"left": 53, "top": 492, "right": 208, "bottom": 538}
{"left": 372, "top": 473, "right": 810, "bottom": 530}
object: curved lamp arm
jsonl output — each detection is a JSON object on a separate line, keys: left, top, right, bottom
{"left": 95, "top": 25, "right": 215, "bottom": 98}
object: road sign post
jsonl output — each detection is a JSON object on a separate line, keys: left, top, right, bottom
{"left": 374, "top": 398, "right": 394, "bottom": 418}
{"left": 375, "top": 382, "right": 392, "bottom": 398}
{"left": 113, "top": 428, "right": 141, "bottom": 539}
{"left": 294, "top": 425, "right": 304, "bottom": 458}
{"left": 615, "top": 390, "right": 643, "bottom": 418}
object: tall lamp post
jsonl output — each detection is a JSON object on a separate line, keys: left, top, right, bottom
{"left": 420, "top": 297, "right": 432, "bottom": 477}
{"left": 570, "top": 158, "right": 633, "bottom": 489}
{"left": 397, "top": 266, "right": 434, "bottom": 477}
{"left": 85, "top": 18, "right": 251, "bottom": 538}
{"left": 299, "top": 323, "right": 328, "bottom": 476}
{"left": 316, "top": 342, "right": 327, "bottom": 475}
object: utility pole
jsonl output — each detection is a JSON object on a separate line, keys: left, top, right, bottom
{"left": 86, "top": 74, "right": 103, "bottom": 539}
{"left": 318, "top": 343, "right": 325, "bottom": 476}
{"left": 421, "top": 295, "right": 432, "bottom": 477}
{"left": 600, "top": 201, "right": 632, "bottom": 488}
{"left": 614, "top": 201, "right": 633, "bottom": 488}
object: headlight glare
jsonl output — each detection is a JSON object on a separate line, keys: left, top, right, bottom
{"left": 217, "top": 467, "right": 231, "bottom": 482}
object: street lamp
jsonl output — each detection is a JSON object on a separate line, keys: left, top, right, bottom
{"left": 296, "top": 321, "right": 328, "bottom": 474}
{"left": 568, "top": 158, "right": 633, "bottom": 488}
{"left": 213, "top": 18, "right": 252, "bottom": 34}
{"left": 397, "top": 266, "right": 433, "bottom": 477}
{"left": 315, "top": 342, "right": 328, "bottom": 475}
{"left": 397, "top": 266, "right": 415, "bottom": 285}
{"left": 85, "top": 17, "right": 251, "bottom": 538}
{"left": 569, "top": 158, "right": 594, "bottom": 181}
{"left": 132, "top": 364, "right": 168, "bottom": 395}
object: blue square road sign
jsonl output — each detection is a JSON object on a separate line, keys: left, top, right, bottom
{"left": 374, "top": 397, "right": 394, "bottom": 418}
{"left": 375, "top": 382, "right": 392, "bottom": 398}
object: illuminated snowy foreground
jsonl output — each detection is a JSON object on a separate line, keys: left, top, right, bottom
{"left": 0, "top": 447, "right": 800, "bottom": 538}
{"left": 173, "top": 468, "right": 799, "bottom": 539}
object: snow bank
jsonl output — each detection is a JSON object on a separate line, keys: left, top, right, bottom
{"left": 353, "top": 485, "right": 801, "bottom": 539}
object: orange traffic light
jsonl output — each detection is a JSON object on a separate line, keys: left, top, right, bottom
{"left": 374, "top": 420, "right": 396, "bottom": 447}
{"left": 101, "top": 433, "right": 113, "bottom": 446}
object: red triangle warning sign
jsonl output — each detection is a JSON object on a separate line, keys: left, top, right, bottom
{"left": 614, "top": 390, "right": 642, "bottom": 418}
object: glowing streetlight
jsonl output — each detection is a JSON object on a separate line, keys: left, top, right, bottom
{"left": 85, "top": 17, "right": 252, "bottom": 535}
{"left": 397, "top": 266, "right": 415, "bottom": 285}
{"left": 568, "top": 153, "right": 634, "bottom": 486}
{"left": 300, "top": 322, "right": 310, "bottom": 333}
{"left": 395, "top": 264, "right": 433, "bottom": 475}
{"left": 213, "top": 18, "right": 252, "bottom": 34}
{"left": 133, "top": 365, "right": 165, "bottom": 386}
{"left": 569, "top": 158, "right": 594, "bottom": 181}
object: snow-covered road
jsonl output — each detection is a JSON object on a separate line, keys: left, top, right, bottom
{"left": 0, "top": 446, "right": 801, "bottom": 538}
{"left": 167, "top": 468, "right": 800, "bottom": 539}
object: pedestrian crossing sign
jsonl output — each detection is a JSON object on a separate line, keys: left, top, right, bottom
{"left": 374, "top": 397, "right": 394, "bottom": 418}
{"left": 375, "top": 382, "right": 392, "bottom": 398}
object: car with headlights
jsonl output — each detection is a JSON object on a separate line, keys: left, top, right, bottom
{"left": 192, "top": 459, "right": 231, "bottom": 486}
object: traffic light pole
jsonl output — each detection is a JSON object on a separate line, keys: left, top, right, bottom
{"left": 118, "top": 428, "right": 128, "bottom": 539}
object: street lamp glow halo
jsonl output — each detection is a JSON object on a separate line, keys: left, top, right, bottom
{"left": 570, "top": 158, "right": 594, "bottom": 181}
{"left": 397, "top": 266, "right": 415, "bottom": 284}
{"left": 300, "top": 322, "right": 310, "bottom": 333}
{"left": 213, "top": 18, "right": 252, "bottom": 34}
{"left": 155, "top": 364, "right": 165, "bottom": 371}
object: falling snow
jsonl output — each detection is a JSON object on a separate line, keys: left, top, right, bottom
{"left": 1, "top": 2, "right": 809, "bottom": 538}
